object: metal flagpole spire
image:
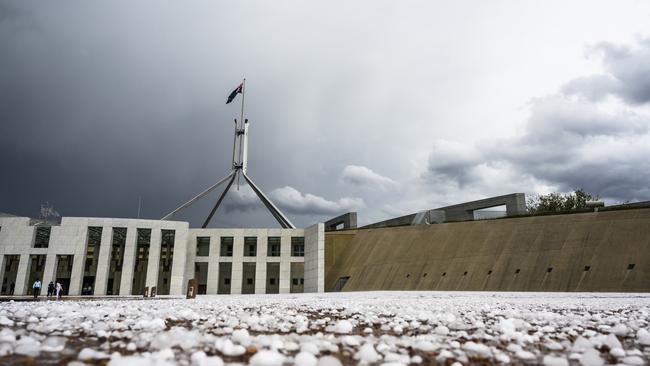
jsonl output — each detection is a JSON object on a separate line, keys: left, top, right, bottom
{"left": 236, "top": 79, "right": 245, "bottom": 189}
{"left": 160, "top": 78, "right": 295, "bottom": 229}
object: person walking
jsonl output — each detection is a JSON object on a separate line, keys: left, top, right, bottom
{"left": 55, "top": 282, "right": 63, "bottom": 300}
{"left": 32, "top": 279, "right": 42, "bottom": 300}
{"left": 47, "top": 281, "right": 55, "bottom": 297}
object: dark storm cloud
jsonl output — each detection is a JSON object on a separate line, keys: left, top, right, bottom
{"left": 0, "top": 2, "right": 371, "bottom": 227}
{"left": 426, "top": 37, "right": 650, "bottom": 203}
{"left": 562, "top": 38, "right": 650, "bottom": 105}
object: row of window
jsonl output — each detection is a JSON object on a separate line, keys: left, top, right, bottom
{"left": 196, "top": 236, "right": 305, "bottom": 257}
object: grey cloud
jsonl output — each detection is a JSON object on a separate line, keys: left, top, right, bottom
{"left": 426, "top": 140, "right": 482, "bottom": 186}
{"left": 269, "top": 186, "right": 364, "bottom": 216}
{"left": 425, "top": 37, "right": 650, "bottom": 203}
{"left": 562, "top": 38, "right": 650, "bottom": 105}
{"left": 426, "top": 94, "right": 650, "bottom": 203}
{"left": 340, "top": 165, "right": 398, "bottom": 190}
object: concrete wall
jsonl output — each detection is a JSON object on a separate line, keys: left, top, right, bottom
{"left": 325, "top": 208, "right": 650, "bottom": 292}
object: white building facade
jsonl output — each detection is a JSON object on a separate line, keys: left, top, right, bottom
{"left": 0, "top": 215, "right": 324, "bottom": 297}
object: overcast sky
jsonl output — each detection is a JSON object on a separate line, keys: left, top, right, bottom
{"left": 1, "top": 1, "right": 650, "bottom": 228}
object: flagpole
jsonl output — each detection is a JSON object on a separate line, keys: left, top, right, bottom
{"left": 237, "top": 78, "right": 245, "bottom": 189}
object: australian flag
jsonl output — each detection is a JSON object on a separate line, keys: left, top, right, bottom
{"left": 226, "top": 82, "right": 243, "bottom": 104}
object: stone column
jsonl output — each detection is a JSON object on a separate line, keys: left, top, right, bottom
{"left": 119, "top": 227, "right": 138, "bottom": 295}
{"left": 255, "top": 231, "right": 267, "bottom": 294}
{"left": 14, "top": 253, "right": 30, "bottom": 295}
{"left": 206, "top": 235, "right": 220, "bottom": 294}
{"left": 169, "top": 226, "right": 189, "bottom": 296}
{"left": 304, "top": 223, "right": 324, "bottom": 293}
{"left": 68, "top": 226, "right": 89, "bottom": 296}
{"left": 41, "top": 253, "right": 57, "bottom": 295}
{"left": 279, "top": 233, "right": 291, "bottom": 294}
{"left": 93, "top": 227, "right": 113, "bottom": 295}
{"left": 145, "top": 228, "right": 162, "bottom": 290}
{"left": 230, "top": 235, "right": 244, "bottom": 294}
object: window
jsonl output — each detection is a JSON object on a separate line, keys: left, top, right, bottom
{"left": 85, "top": 258, "right": 93, "bottom": 271}
{"left": 34, "top": 226, "right": 51, "bottom": 248}
{"left": 269, "top": 278, "right": 276, "bottom": 285}
{"left": 267, "top": 237, "right": 281, "bottom": 257}
{"left": 292, "top": 278, "right": 299, "bottom": 285}
{"left": 220, "top": 237, "right": 233, "bottom": 257}
{"left": 244, "top": 237, "right": 257, "bottom": 257}
{"left": 224, "top": 278, "right": 230, "bottom": 285}
{"left": 291, "top": 237, "right": 305, "bottom": 257}
{"left": 196, "top": 237, "right": 210, "bottom": 256}
{"left": 246, "top": 278, "right": 253, "bottom": 285}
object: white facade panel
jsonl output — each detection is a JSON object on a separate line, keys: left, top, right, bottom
{"left": 0, "top": 216, "right": 322, "bottom": 297}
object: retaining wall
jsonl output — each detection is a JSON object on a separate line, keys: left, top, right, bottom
{"left": 324, "top": 208, "right": 650, "bottom": 292}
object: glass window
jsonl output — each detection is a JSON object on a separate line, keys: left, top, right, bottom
{"left": 220, "top": 237, "right": 233, "bottom": 257}
{"left": 291, "top": 237, "right": 305, "bottom": 256}
{"left": 196, "top": 237, "right": 210, "bottom": 256}
{"left": 267, "top": 237, "right": 281, "bottom": 257}
{"left": 34, "top": 226, "right": 51, "bottom": 248}
{"left": 244, "top": 237, "right": 257, "bottom": 257}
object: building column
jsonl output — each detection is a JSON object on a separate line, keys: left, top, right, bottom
{"left": 68, "top": 226, "right": 89, "bottom": 296}
{"left": 254, "top": 232, "right": 267, "bottom": 294}
{"left": 206, "top": 260, "right": 219, "bottom": 294}
{"left": 169, "top": 227, "right": 189, "bottom": 296}
{"left": 279, "top": 234, "right": 291, "bottom": 294}
{"left": 206, "top": 235, "right": 220, "bottom": 294}
{"left": 230, "top": 235, "right": 244, "bottom": 294}
{"left": 304, "top": 223, "right": 324, "bottom": 293}
{"left": 255, "top": 261, "right": 267, "bottom": 294}
{"left": 94, "top": 227, "right": 113, "bottom": 295}
{"left": 145, "top": 229, "right": 162, "bottom": 290}
{"left": 119, "top": 227, "right": 138, "bottom": 296}
{"left": 41, "top": 253, "right": 57, "bottom": 294}
{"left": 14, "top": 253, "right": 30, "bottom": 296}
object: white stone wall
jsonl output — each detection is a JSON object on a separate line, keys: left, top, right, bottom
{"left": 186, "top": 228, "right": 310, "bottom": 295}
{"left": 0, "top": 216, "right": 188, "bottom": 296}
{"left": 0, "top": 216, "right": 324, "bottom": 296}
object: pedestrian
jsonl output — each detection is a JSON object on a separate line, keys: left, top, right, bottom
{"left": 55, "top": 282, "right": 63, "bottom": 300}
{"left": 32, "top": 278, "right": 42, "bottom": 300}
{"left": 47, "top": 281, "right": 55, "bottom": 297}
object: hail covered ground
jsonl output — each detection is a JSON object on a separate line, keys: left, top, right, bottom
{"left": 0, "top": 292, "right": 649, "bottom": 365}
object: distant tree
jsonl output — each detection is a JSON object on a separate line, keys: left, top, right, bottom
{"left": 526, "top": 189, "right": 597, "bottom": 214}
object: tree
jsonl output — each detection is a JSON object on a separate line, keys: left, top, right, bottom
{"left": 526, "top": 189, "right": 598, "bottom": 214}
